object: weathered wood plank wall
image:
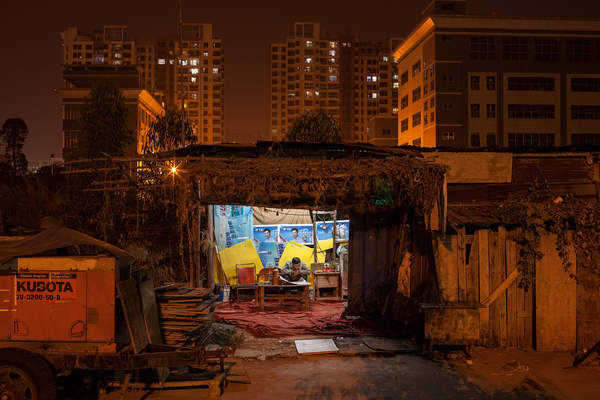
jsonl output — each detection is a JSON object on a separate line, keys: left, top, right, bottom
{"left": 435, "top": 228, "right": 534, "bottom": 349}
{"left": 536, "top": 234, "right": 577, "bottom": 352}
{"left": 347, "top": 210, "right": 403, "bottom": 316}
{"left": 576, "top": 250, "right": 600, "bottom": 352}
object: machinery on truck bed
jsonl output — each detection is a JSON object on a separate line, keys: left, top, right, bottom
{"left": 0, "top": 226, "right": 229, "bottom": 400}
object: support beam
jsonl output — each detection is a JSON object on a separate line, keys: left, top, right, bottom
{"left": 481, "top": 268, "right": 519, "bottom": 308}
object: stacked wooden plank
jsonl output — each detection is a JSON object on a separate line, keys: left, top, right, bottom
{"left": 155, "top": 284, "right": 218, "bottom": 346}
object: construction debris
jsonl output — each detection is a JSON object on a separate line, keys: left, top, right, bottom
{"left": 155, "top": 285, "right": 217, "bottom": 346}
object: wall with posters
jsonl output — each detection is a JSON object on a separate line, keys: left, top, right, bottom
{"left": 214, "top": 205, "right": 253, "bottom": 251}
{"left": 253, "top": 225, "right": 280, "bottom": 268}
{"left": 315, "top": 220, "right": 350, "bottom": 242}
{"left": 214, "top": 209, "right": 350, "bottom": 278}
{"left": 279, "top": 224, "right": 313, "bottom": 245}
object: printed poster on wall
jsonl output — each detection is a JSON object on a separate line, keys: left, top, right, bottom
{"left": 214, "top": 205, "right": 253, "bottom": 251}
{"left": 315, "top": 220, "right": 350, "bottom": 242}
{"left": 256, "top": 242, "right": 279, "bottom": 269}
{"left": 253, "top": 225, "right": 279, "bottom": 244}
{"left": 279, "top": 224, "right": 313, "bottom": 245}
{"left": 253, "top": 225, "right": 280, "bottom": 268}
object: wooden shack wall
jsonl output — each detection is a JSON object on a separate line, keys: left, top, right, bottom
{"left": 576, "top": 250, "right": 600, "bottom": 352}
{"left": 347, "top": 210, "right": 399, "bottom": 315}
{"left": 433, "top": 227, "right": 533, "bottom": 349}
{"left": 433, "top": 228, "right": 600, "bottom": 352}
{"left": 347, "top": 211, "right": 437, "bottom": 318}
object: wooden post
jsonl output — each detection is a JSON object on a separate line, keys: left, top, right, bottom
{"left": 310, "top": 210, "right": 318, "bottom": 264}
{"left": 332, "top": 210, "right": 338, "bottom": 263}
{"left": 207, "top": 205, "right": 215, "bottom": 290}
{"left": 457, "top": 227, "right": 467, "bottom": 302}
{"left": 478, "top": 229, "right": 490, "bottom": 346}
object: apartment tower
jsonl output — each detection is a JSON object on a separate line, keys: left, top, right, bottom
{"left": 270, "top": 22, "right": 399, "bottom": 143}
{"left": 60, "top": 23, "right": 225, "bottom": 145}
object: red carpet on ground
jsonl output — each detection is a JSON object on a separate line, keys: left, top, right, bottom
{"left": 214, "top": 300, "right": 363, "bottom": 337}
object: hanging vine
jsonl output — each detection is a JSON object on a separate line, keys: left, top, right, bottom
{"left": 497, "top": 184, "right": 600, "bottom": 289}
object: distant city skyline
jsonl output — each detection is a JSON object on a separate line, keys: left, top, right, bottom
{"left": 2, "top": 0, "right": 599, "bottom": 162}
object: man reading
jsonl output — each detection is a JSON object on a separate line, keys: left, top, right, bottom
{"left": 280, "top": 257, "right": 309, "bottom": 282}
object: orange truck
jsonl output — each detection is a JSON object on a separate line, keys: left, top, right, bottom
{"left": 0, "top": 227, "right": 227, "bottom": 400}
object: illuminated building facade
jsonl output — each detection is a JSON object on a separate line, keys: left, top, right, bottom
{"left": 269, "top": 22, "right": 399, "bottom": 143}
{"left": 60, "top": 23, "right": 224, "bottom": 145}
{"left": 155, "top": 23, "right": 225, "bottom": 144}
{"left": 55, "top": 65, "right": 164, "bottom": 159}
{"left": 394, "top": 0, "right": 600, "bottom": 148}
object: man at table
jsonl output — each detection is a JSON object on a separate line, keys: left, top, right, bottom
{"left": 280, "top": 257, "right": 309, "bottom": 281}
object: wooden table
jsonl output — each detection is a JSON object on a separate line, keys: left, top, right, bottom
{"left": 257, "top": 284, "right": 310, "bottom": 311}
{"left": 313, "top": 271, "right": 341, "bottom": 299}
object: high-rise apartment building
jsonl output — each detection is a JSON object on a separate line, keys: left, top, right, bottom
{"left": 60, "top": 23, "right": 224, "bottom": 145}
{"left": 348, "top": 40, "right": 401, "bottom": 143}
{"left": 394, "top": 0, "right": 600, "bottom": 148}
{"left": 269, "top": 22, "right": 399, "bottom": 143}
{"left": 155, "top": 23, "right": 225, "bottom": 144}
{"left": 61, "top": 25, "right": 138, "bottom": 67}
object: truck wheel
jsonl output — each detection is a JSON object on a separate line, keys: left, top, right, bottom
{"left": 0, "top": 349, "right": 57, "bottom": 400}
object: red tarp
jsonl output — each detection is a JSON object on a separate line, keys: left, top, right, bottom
{"left": 214, "top": 300, "right": 364, "bottom": 338}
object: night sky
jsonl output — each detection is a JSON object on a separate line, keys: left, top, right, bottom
{"left": 1, "top": 0, "right": 598, "bottom": 163}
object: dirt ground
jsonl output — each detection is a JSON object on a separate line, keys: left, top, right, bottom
{"left": 139, "top": 355, "right": 497, "bottom": 399}
{"left": 451, "top": 347, "right": 600, "bottom": 400}
{"left": 97, "top": 339, "right": 600, "bottom": 400}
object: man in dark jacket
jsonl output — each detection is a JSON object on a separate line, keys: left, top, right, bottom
{"left": 280, "top": 257, "right": 309, "bottom": 281}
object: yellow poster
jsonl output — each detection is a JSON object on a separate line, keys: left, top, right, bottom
{"left": 278, "top": 241, "right": 314, "bottom": 268}
{"left": 315, "top": 238, "right": 333, "bottom": 252}
{"left": 216, "top": 240, "right": 264, "bottom": 286}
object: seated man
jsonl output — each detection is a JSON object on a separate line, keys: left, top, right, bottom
{"left": 280, "top": 257, "right": 309, "bottom": 281}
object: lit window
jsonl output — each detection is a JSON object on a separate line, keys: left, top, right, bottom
{"left": 371, "top": 93, "right": 378, "bottom": 99}
{"left": 158, "top": 58, "right": 166, "bottom": 65}
{"left": 382, "top": 56, "right": 388, "bottom": 62}
{"left": 190, "top": 77, "right": 197, "bottom": 82}
{"left": 190, "top": 59, "right": 198, "bottom": 66}
{"left": 305, "top": 90, "right": 312, "bottom": 97}
{"left": 112, "top": 60, "right": 121, "bottom": 65}
{"left": 329, "top": 50, "right": 336, "bottom": 56}
{"left": 393, "top": 74, "right": 398, "bottom": 81}
{"left": 315, "top": 91, "right": 320, "bottom": 96}
{"left": 190, "top": 68, "right": 199, "bottom": 74}
{"left": 181, "top": 59, "right": 188, "bottom": 66}
{"left": 192, "top": 93, "right": 198, "bottom": 99}
{"left": 329, "top": 58, "right": 336, "bottom": 64}
{"left": 169, "top": 59, "right": 174, "bottom": 65}
{"left": 367, "top": 76, "right": 372, "bottom": 82}
{"left": 372, "top": 76, "right": 378, "bottom": 82}
{"left": 305, "top": 40, "right": 313, "bottom": 47}
{"left": 393, "top": 82, "right": 399, "bottom": 89}
{"left": 329, "top": 41, "right": 336, "bottom": 48}
{"left": 328, "top": 75, "right": 337, "bottom": 81}
{"left": 305, "top": 57, "right": 312, "bottom": 64}
{"left": 114, "top": 53, "right": 122, "bottom": 59}
{"left": 212, "top": 67, "right": 219, "bottom": 74}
